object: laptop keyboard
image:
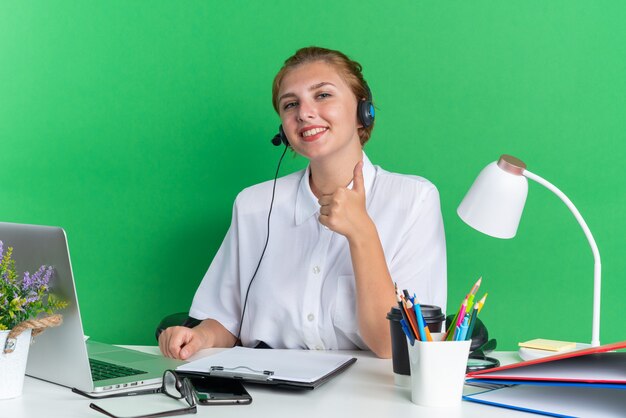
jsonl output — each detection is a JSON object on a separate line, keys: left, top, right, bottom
{"left": 89, "top": 358, "right": 148, "bottom": 382}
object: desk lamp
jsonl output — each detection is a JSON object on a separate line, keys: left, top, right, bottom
{"left": 457, "top": 155, "right": 601, "bottom": 355}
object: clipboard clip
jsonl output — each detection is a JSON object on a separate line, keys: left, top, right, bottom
{"left": 209, "top": 365, "right": 275, "bottom": 382}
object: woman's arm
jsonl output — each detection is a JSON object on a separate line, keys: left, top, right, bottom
{"left": 346, "top": 221, "right": 396, "bottom": 358}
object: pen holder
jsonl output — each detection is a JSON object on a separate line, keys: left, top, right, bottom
{"left": 386, "top": 305, "right": 445, "bottom": 386}
{"left": 407, "top": 332, "right": 471, "bottom": 407}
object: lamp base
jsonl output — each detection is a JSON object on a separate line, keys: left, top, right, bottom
{"left": 518, "top": 343, "right": 591, "bottom": 361}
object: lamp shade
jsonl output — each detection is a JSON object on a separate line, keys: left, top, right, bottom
{"left": 457, "top": 161, "right": 528, "bottom": 239}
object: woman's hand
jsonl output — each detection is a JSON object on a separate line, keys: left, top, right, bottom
{"left": 318, "top": 161, "right": 374, "bottom": 240}
{"left": 158, "top": 326, "right": 209, "bottom": 360}
{"left": 158, "top": 319, "right": 236, "bottom": 360}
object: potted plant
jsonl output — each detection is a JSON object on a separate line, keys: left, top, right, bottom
{"left": 0, "top": 240, "right": 67, "bottom": 399}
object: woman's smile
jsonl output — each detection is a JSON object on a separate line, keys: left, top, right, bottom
{"left": 300, "top": 126, "right": 329, "bottom": 142}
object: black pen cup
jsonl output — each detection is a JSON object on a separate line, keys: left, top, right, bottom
{"left": 386, "top": 305, "right": 445, "bottom": 386}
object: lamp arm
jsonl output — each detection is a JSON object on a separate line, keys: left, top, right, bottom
{"left": 523, "top": 169, "right": 601, "bottom": 347}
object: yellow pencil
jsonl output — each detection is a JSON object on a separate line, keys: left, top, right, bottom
{"left": 477, "top": 293, "right": 488, "bottom": 314}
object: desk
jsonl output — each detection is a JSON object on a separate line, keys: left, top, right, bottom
{"left": 4, "top": 346, "right": 532, "bottom": 418}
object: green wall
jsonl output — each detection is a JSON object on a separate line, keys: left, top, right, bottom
{"left": 1, "top": 1, "right": 624, "bottom": 350}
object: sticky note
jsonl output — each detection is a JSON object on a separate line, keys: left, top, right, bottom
{"left": 518, "top": 338, "right": 577, "bottom": 352}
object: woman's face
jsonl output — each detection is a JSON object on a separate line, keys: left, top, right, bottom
{"left": 277, "top": 61, "right": 362, "bottom": 162}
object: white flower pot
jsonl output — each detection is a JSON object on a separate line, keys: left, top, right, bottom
{"left": 0, "top": 328, "right": 32, "bottom": 399}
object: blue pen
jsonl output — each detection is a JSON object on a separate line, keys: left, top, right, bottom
{"left": 412, "top": 301, "right": 428, "bottom": 342}
{"left": 400, "top": 319, "right": 415, "bottom": 345}
{"left": 458, "top": 314, "right": 470, "bottom": 341}
{"left": 453, "top": 325, "right": 460, "bottom": 341}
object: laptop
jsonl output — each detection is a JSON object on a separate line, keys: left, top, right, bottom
{"left": 0, "top": 221, "right": 184, "bottom": 396}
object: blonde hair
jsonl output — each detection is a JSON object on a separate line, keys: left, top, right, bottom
{"left": 272, "top": 46, "right": 374, "bottom": 145}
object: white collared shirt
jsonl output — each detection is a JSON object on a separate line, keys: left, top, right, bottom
{"left": 190, "top": 152, "right": 447, "bottom": 350}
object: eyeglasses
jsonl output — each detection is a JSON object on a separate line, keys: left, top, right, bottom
{"left": 73, "top": 370, "right": 197, "bottom": 418}
{"left": 467, "top": 338, "right": 500, "bottom": 373}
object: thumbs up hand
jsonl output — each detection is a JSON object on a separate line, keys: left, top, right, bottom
{"left": 318, "top": 161, "right": 373, "bottom": 239}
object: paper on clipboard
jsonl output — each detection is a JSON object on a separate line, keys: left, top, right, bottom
{"left": 176, "top": 347, "right": 356, "bottom": 385}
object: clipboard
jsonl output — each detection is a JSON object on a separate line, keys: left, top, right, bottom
{"left": 176, "top": 347, "right": 357, "bottom": 390}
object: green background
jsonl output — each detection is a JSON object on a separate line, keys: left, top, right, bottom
{"left": 1, "top": 1, "right": 624, "bottom": 350}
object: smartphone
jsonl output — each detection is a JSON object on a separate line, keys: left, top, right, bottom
{"left": 187, "top": 375, "right": 252, "bottom": 405}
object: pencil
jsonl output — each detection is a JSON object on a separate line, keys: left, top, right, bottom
{"left": 444, "top": 297, "right": 465, "bottom": 341}
{"left": 469, "top": 276, "right": 482, "bottom": 296}
{"left": 467, "top": 276, "right": 482, "bottom": 308}
{"left": 465, "top": 302, "right": 479, "bottom": 341}
{"left": 395, "top": 287, "right": 404, "bottom": 309}
{"left": 397, "top": 293, "right": 414, "bottom": 341}
{"left": 446, "top": 296, "right": 468, "bottom": 341}
{"left": 455, "top": 297, "right": 468, "bottom": 329}
{"left": 401, "top": 297, "right": 420, "bottom": 340}
{"left": 408, "top": 299, "right": 428, "bottom": 342}
{"left": 477, "top": 293, "right": 488, "bottom": 314}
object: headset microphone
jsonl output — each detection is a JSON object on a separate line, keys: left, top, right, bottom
{"left": 271, "top": 125, "right": 288, "bottom": 146}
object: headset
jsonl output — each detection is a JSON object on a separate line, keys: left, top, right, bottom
{"left": 271, "top": 85, "right": 375, "bottom": 147}
{"left": 236, "top": 85, "right": 375, "bottom": 345}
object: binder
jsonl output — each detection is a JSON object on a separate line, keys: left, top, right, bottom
{"left": 176, "top": 347, "right": 357, "bottom": 390}
{"left": 463, "top": 340, "right": 626, "bottom": 417}
{"left": 463, "top": 384, "right": 626, "bottom": 418}
{"left": 466, "top": 340, "right": 626, "bottom": 384}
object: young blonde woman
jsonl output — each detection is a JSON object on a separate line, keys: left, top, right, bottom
{"left": 159, "top": 47, "right": 446, "bottom": 359}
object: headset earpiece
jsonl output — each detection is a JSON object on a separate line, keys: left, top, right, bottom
{"left": 357, "top": 85, "right": 375, "bottom": 128}
{"left": 271, "top": 125, "right": 288, "bottom": 147}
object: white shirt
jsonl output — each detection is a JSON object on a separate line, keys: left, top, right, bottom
{"left": 190, "top": 152, "right": 447, "bottom": 350}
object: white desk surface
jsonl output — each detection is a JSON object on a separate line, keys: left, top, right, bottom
{"left": 4, "top": 346, "right": 533, "bottom": 418}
